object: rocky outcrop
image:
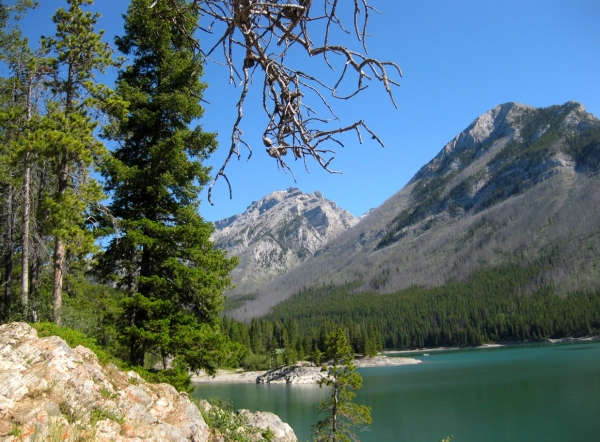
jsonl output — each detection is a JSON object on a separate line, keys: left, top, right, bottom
{"left": 0, "top": 323, "right": 298, "bottom": 442}
{"left": 0, "top": 322, "right": 209, "bottom": 442}
{"left": 256, "top": 365, "right": 327, "bottom": 385}
{"left": 197, "top": 400, "right": 297, "bottom": 442}
{"left": 212, "top": 188, "right": 358, "bottom": 296}
{"left": 255, "top": 357, "right": 421, "bottom": 384}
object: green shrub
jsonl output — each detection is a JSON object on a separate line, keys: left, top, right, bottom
{"left": 32, "top": 322, "right": 118, "bottom": 367}
{"left": 242, "top": 352, "right": 270, "bottom": 371}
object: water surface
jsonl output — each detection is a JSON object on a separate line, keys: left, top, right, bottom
{"left": 193, "top": 341, "right": 600, "bottom": 441}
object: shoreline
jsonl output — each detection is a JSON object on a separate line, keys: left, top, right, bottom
{"left": 192, "top": 369, "right": 267, "bottom": 383}
{"left": 192, "top": 336, "right": 600, "bottom": 384}
{"left": 192, "top": 355, "right": 421, "bottom": 384}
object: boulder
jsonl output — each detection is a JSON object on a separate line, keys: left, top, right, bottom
{"left": 256, "top": 365, "right": 327, "bottom": 384}
{"left": 197, "top": 400, "right": 298, "bottom": 442}
{"left": 238, "top": 410, "right": 297, "bottom": 442}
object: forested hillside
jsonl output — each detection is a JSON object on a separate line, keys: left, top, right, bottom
{"left": 265, "top": 261, "right": 600, "bottom": 349}
{"left": 219, "top": 259, "right": 600, "bottom": 361}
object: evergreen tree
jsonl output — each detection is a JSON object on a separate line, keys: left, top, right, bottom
{"left": 313, "top": 329, "right": 371, "bottom": 442}
{"left": 98, "top": 0, "right": 239, "bottom": 372}
{"left": 36, "top": 0, "right": 120, "bottom": 324}
{"left": 0, "top": 0, "right": 44, "bottom": 320}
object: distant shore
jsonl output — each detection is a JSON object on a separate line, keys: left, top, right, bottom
{"left": 192, "top": 369, "right": 266, "bottom": 383}
{"left": 385, "top": 335, "right": 600, "bottom": 356}
{"left": 192, "top": 355, "right": 421, "bottom": 384}
{"left": 192, "top": 336, "right": 600, "bottom": 384}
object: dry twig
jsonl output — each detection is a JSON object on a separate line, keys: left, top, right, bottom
{"left": 165, "top": 0, "right": 402, "bottom": 204}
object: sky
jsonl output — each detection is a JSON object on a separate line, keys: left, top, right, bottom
{"left": 14, "top": 0, "right": 600, "bottom": 222}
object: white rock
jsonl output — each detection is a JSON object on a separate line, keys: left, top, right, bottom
{"left": 0, "top": 322, "right": 210, "bottom": 442}
{"left": 256, "top": 365, "right": 328, "bottom": 384}
{"left": 238, "top": 409, "right": 297, "bottom": 442}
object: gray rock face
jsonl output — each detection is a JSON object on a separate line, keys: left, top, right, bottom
{"left": 212, "top": 187, "right": 358, "bottom": 296}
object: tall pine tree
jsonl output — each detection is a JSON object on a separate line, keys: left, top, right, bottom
{"left": 98, "top": 0, "right": 239, "bottom": 372}
{"left": 0, "top": 0, "right": 40, "bottom": 320}
{"left": 36, "top": 0, "right": 120, "bottom": 324}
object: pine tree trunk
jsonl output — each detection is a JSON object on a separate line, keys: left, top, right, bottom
{"left": 52, "top": 156, "right": 68, "bottom": 325}
{"left": 332, "top": 381, "right": 338, "bottom": 440}
{"left": 21, "top": 80, "right": 33, "bottom": 319}
{"left": 129, "top": 332, "right": 145, "bottom": 367}
{"left": 3, "top": 184, "right": 14, "bottom": 319}
{"left": 29, "top": 167, "right": 47, "bottom": 321}
{"left": 21, "top": 155, "right": 31, "bottom": 317}
{"left": 52, "top": 236, "right": 65, "bottom": 325}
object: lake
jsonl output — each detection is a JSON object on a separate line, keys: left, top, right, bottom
{"left": 192, "top": 340, "right": 600, "bottom": 441}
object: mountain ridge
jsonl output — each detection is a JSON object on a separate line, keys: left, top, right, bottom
{"left": 225, "top": 101, "right": 600, "bottom": 320}
{"left": 211, "top": 187, "right": 358, "bottom": 296}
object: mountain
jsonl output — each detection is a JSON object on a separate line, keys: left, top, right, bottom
{"left": 211, "top": 187, "right": 358, "bottom": 297}
{"left": 228, "top": 101, "right": 600, "bottom": 320}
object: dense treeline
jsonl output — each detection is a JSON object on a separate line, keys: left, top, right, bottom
{"left": 222, "top": 313, "right": 384, "bottom": 369}
{"left": 222, "top": 260, "right": 600, "bottom": 358}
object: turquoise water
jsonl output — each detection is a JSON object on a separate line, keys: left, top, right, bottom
{"left": 193, "top": 341, "right": 600, "bottom": 441}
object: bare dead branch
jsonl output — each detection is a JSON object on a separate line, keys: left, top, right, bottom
{"left": 165, "top": 0, "right": 401, "bottom": 203}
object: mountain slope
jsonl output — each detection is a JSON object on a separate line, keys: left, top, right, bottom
{"left": 228, "top": 101, "right": 600, "bottom": 320}
{"left": 212, "top": 188, "right": 358, "bottom": 296}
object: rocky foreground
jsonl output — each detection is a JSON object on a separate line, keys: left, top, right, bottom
{"left": 0, "top": 322, "right": 297, "bottom": 442}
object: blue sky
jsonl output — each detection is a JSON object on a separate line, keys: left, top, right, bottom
{"left": 16, "top": 1, "right": 600, "bottom": 221}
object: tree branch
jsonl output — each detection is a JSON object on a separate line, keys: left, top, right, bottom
{"left": 166, "top": 0, "right": 401, "bottom": 203}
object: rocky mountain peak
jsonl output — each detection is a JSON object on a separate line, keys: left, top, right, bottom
{"left": 415, "top": 102, "right": 524, "bottom": 181}
{"left": 442, "top": 103, "right": 518, "bottom": 153}
{"left": 383, "top": 101, "right": 599, "bottom": 249}
{"left": 226, "top": 101, "right": 600, "bottom": 319}
{"left": 212, "top": 188, "right": 358, "bottom": 296}
{"left": 413, "top": 101, "right": 597, "bottom": 184}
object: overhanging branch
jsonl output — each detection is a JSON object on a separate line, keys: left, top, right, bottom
{"left": 165, "top": 0, "right": 402, "bottom": 204}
